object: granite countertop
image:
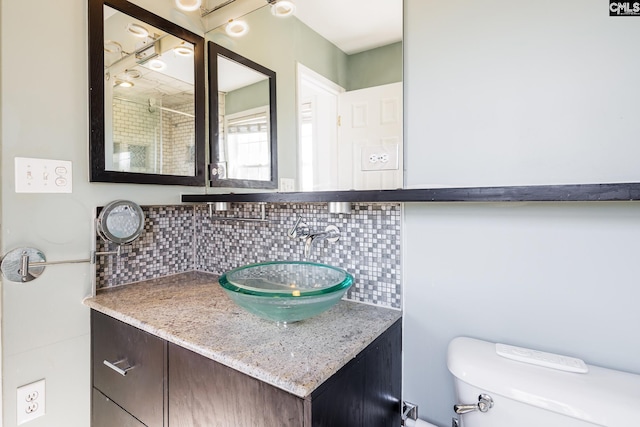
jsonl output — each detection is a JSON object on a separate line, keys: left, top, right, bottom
{"left": 83, "top": 271, "right": 402, "bottom": 398}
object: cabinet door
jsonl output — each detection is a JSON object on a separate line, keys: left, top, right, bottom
{"left": 92, "top": 388, "right": 146, "bottom": 427}
{"left": 92, "top": 311, "right": 166, "bottom": 427}
{"left": 311, "top": 319, "right": 402, "bottom": 427}
{"left": 168, "top": 343, "right": 307, "bottom": 427}
{"left": 311, "top": 357, "right": 365, "bottom": 427}
{"left": 363, "top": 320, "right": 402, "bottom": 426}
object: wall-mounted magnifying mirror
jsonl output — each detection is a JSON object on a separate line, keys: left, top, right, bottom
{"left": 89, "top": 0, "right": 205, "bottom": 186}
{"left": 0, "top": 200, "right": 146, "bottom": 284}
{"left": 209, "top": 42, "right": 277, "bottom": 189}
{"left": 97, "top": 200, "right": 146, "bottom": 245}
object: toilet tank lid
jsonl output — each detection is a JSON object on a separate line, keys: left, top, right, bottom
{"left": 447, "top": 337, "right": 640, "bottom": 426}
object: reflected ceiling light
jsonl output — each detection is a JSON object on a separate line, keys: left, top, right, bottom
{"left": 149, "top": 58, "right": 167, "bottom": 71}
{"left": 124, "top": 69, "right": 142, "bottom": 79}
{"left": 225, "top": 19, "right": 249, "bottom": 37}
{"left": 104, "top": 40, "right": 122, "bottom": 54}
{"left": 173, "top": 43, "right": 194, "bottom": 57}
{"left": 115, "top": 80, "right": 134, "bottom": 88}
{"left": 175, "top": 0, "right": 202, "bottom": 12}
{"left": 270, "top": 0, "right": 295, "bottom": 17}
{"left": 127, "top": 22, "right": 150, "bottom": 38}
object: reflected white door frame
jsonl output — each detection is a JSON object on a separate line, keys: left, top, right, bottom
{"left": 296, "top": 63, "right": 345, "bottom": 191}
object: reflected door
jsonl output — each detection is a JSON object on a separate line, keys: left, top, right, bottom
{"left": 338, "top": 82, "right": 403, "bottom": 190}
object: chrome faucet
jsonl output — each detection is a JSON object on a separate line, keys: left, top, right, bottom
{"left": 303, "top": 225, "right": 340, "bottom": 258}
{"left": 288, "top": 216, "right": 340, "bottom": 258}
{"left": 287, "top": 216, "right": 310, "bottom": 240}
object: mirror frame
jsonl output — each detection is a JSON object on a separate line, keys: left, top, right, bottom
{"left": 208, "top": 42, "right": 278, "bottom": 189}
{"left": 88, "top": 0, "right": 206, "bottom": 186}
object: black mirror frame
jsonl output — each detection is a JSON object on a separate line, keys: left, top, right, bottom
{"left": 208, "top": 42, "right": 278, "bottom": 189}
{"left": 88, "top": 0, "right": 206, "bottom": 186}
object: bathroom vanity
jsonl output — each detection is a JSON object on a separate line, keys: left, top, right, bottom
{"left": 85, "top": 272, "right": 402, "bottom": 426}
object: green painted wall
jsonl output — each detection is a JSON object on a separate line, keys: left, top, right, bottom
{"left": 1, "top": 1, "right": 198, "bottom": 425}
{"left": 225, "top": 80, "right": 270, "bottom": 115}
{"left": 347, "top": 42, "right": 403, "bottom": 91}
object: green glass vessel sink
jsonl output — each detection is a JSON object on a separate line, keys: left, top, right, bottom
{"left": 219, "top": 261, "right": 354, "bottom": 323}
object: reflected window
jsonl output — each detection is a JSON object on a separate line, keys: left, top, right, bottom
{"left": 225, "top": 107, "right": 271, "bottom": 181}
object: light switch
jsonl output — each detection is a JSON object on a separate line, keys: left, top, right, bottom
{"left": 15, "top": 157, "right": 72, "bottom": 193}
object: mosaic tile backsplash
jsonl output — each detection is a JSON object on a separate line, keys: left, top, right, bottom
{"left": 96, "top": 202, "right": 402, "bottom": 309}
{"left": 95, "top": 205, "right": 194, "bottom": 288}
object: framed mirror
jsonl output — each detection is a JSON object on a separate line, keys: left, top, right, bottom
{"left": 89, "top": 0, "right": 205, "bottom": 186}
{"left": 209, "top": 42, "right": 278, "bottom": 189}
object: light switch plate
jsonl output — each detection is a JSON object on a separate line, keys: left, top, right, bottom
{"left": 15, "top": 157, "right": 72, "bottom": 193}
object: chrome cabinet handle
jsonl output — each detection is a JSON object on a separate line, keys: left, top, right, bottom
{"left": 103, "top": 359, "right": 134, "bottom": 376}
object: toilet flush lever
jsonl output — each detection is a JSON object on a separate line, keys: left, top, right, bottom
{"left": 454, "top": 394, "right": 494, "bottom": 414}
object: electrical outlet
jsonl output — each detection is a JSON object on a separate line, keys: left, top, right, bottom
{"left": 360, "top": 143, "right": 399, "bottom": 171}
{"left": 280, "top": 178, "right": 295, "bottom": 192}
{"left": 17, "top": 379, "right": 45, "bottom": 425}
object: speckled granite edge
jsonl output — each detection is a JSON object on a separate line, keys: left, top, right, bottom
{"left": 83, "top": 271, "right": 402, "bottom": 398}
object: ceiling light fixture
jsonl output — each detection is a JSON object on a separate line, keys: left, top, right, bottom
{"left": 127, "top": 23, "right": 150, "bottom": 38}
{"left": 176, "top": 0, "right": 202, "bottom": 12}
{"left": 175, "top": 0, "right": 202, "bottom": 12}
{"left": 225, "top": 19, "right": 249, "bottom": 37}
{"left": 149, "top": 58, "right": 167, "bottom": 71}
{"left": 173, "top": 43, "right": 194, "bottom": 57}
{"left": 270, "top": 0, "right": 295, "bottom": 17}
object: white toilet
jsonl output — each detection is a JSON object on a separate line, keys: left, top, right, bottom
{"left": 447, "top": 337, "right": 640, "bottom": 427}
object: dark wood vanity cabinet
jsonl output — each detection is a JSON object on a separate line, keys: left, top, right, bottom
{"left": 91, "top": 311, "right": 166, "bottom": 427}
{"left": 91, "top": 310, "right": 401, "bottom": 427}
{"left": 168, "top": 343, "right": 306, "bottom": 426}
{"left": 92, "top": 389, "right": 147, "bottom": 427}
{"left": 310, "top": 319, "right": 402, "bottom": 427}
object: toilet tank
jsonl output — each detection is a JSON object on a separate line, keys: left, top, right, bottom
{"left": 447, "top": 337, "right": 640, "bottom": 427}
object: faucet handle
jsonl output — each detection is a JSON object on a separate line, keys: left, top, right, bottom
{"left": 288, "top": 216, "right": 309, "bottom": 239}
{"left": 324, "top": 225, "right": 340, "bottom": 243}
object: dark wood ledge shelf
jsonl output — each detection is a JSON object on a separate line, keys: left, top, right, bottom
{"left": 182, "top": 182, "right": 640, "bottom": 203}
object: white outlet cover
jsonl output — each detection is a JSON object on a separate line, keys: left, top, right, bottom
{"left": 17, "top": 379, "right": 45, "bottom": 425}
{"left": 15, "top": 157, "right": 72, "bottom": 194}
{"left": 279, "top": 178, "right": 295, "bottom": 192}
{"left": 360, "top": 143, "right": 399, "bottom": 171}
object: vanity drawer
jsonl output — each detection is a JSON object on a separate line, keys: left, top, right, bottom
{"left": 92, "top": 388, "right": 146, "bottom": 427}
{"left": 91, "top": 310, "right": 165, "bottom": 427}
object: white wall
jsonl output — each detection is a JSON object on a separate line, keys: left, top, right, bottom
{"left": 0, "top": 1, "right": 199, "bottom": 426}
{"left": 405, "top": 0, "right": 640, "bottom": 188}
{"left": 403, "top": 202, "right": 640, "bottom": 426}
{"left": 403, "top": 1, "right": 640, "bottom": 426}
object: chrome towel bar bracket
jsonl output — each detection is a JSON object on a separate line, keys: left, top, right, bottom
{"left": 0, "top": 246, "right": 120, "bottom": 283}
